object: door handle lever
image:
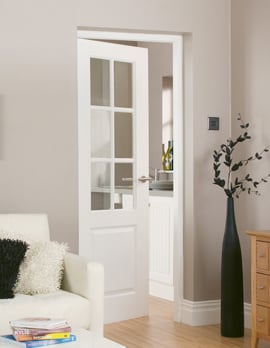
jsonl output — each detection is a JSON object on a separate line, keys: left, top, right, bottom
{"left": 123, "top": 176, "right": 152, "bottom": 183}
{"left": 138, "top": 176, "right": 152, "bottom": 183}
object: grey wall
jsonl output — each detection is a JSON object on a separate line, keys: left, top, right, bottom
{"left": 231, "top": 0, "right": 270, "bottom": 303}
{"left": 0, "top": 0, "right": 231, "bottom": 302}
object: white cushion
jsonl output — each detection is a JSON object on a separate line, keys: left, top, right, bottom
{"left": 15, "top": 241, "right": 68, "bottom": 295}
{"left": 0, "top": 290, "right": 90, "bottom": 335}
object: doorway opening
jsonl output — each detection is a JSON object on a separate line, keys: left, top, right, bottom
{"left": 77, "top": 29, "right": 184, "bottom": 323}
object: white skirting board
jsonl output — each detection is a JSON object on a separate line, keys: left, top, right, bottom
{"left": 178, "top": 300, "right": 251, "bottom": 329}
{"left": 149, "top": 280, "right": 174, "bottom": 301}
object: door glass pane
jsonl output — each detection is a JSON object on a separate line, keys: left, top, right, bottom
{"left": 91, "top": 162, "right": 111, "bottom": 210}
{"left": 115, "top": 112, "right": 132, "bottom": 158}
{"left": 115, "top": 163, "right": 133, "bottom": 209}
{"left": 90, "top": 59, "right": 135, "bottom": 211}
{"left": 91, "top": 110, "right": 111, "bottom": 158}
{"left": 90, "top": 58, "right": 110, "bottom": 106}
{"left": 114, "top": 61, "right": 132, "bottom": 108}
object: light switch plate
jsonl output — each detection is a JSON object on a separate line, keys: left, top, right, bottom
{"left": 208, "top": 116, "right": 219, "bottom": 130}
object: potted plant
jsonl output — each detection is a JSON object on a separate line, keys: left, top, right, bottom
{"left": 213, "top": 113, "right": 270, "bottom": 337}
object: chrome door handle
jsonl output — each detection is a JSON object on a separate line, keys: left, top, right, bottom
{"left": 123, "top": 176, "right": 152, "bottom": 183}
{"left": 138, "top": 176, "right": 152, "bottom": 183}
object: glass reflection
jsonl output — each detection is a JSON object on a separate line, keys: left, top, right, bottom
{"left": 91, "top": 110, "right": 111, "bottom": 158}
{"left": 114, "top": 112, "right": 132, "bottom": 158}
{"left": 114, "top": 61, "right": 132, "bottom": 108}
{"left": 90, "top": 58, "right": 110, "bottom": 106}
{"left": 91, "top": 162, "right": 111, "bottom": 210}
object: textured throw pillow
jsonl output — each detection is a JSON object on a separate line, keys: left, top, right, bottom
{"left": 15, "top": 240, "right": 68, "bottom": 295}
{"left": 0, "top": 238, "right": 28, "bottom": 298}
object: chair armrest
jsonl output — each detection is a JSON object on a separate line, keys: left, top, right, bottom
{"left": 61, "top": 252, "right": 104, "bottom": 335}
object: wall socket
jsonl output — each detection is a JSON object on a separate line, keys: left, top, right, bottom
{"left": 208, "top": 116, "right": 219, "bottom": 130}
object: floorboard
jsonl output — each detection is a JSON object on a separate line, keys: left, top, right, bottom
{"left": 104, "top": 296, "right": 270, "bottom": 347}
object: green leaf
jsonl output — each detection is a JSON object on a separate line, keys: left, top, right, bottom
{"left": 221, "top": 144, "right": 227, "bottom": 152}
{"left": 245, "top": 174, "right": 253, "bottom": 182}
{"left": 255, "top": 153, "right": 262, "bottom": 160}
{"left": 225, "top": 154, "right": 231, "bottom": 162}
{"left": 213, "top": 151, "right": 222, "bottom": 161}
{"left": 231, "top": 163, "right": 239, "bottom": 171}
{"left": 214, "top": 178, "right": 225, "bottom": 188}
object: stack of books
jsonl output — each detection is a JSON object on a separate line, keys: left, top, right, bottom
{"left": 0, "top": 317, "right": 76, "bottom": 347}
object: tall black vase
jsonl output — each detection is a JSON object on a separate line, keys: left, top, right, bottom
{"left": 221, "top": 197, "right": 244, "bottom": 337}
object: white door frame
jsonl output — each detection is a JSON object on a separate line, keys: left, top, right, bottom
{"left": 77, "top": 29, "right": 184, "bottom": 322}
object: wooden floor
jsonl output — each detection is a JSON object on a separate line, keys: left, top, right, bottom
{"left": 105, "top": 296, "right": 270, "bottom": 348}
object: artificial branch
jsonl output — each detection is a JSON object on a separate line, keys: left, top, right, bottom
{"left": 213, "top": 114, "right": 270, "bottom": 198}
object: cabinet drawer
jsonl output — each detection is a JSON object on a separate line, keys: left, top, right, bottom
{"left": 257, "top": 242, "right": 269, "bottom": 270}
{"left": 257, "top": 305, "right": 269, "bottom": 335}
{"left": 257, "top": 274, "right": 270, "bottom": 302}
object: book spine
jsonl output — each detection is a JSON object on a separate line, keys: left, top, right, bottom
{"left": 12, "top": 327, "right": 71, "bottom": 336}
{"left": 26, "top": 334, "right": 76, "bottom": 348}
{"left": 15, "top": 332, "right": 71, "bottom": 342}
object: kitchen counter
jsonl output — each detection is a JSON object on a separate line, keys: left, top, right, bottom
{"left": 149, "top": 189, "right": 173, "bottom": 197}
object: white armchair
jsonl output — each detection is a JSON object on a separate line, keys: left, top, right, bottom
{"left": 0, "top": 214, "right": 104, "bottom": 336}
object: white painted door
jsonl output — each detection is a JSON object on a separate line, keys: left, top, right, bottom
{"left": 77, "top": 39, "right": 149, "bottom": 323}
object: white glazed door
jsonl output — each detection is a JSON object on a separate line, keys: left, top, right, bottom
{"left": 77, "top": 39, "right": 149, "bottom": 323}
